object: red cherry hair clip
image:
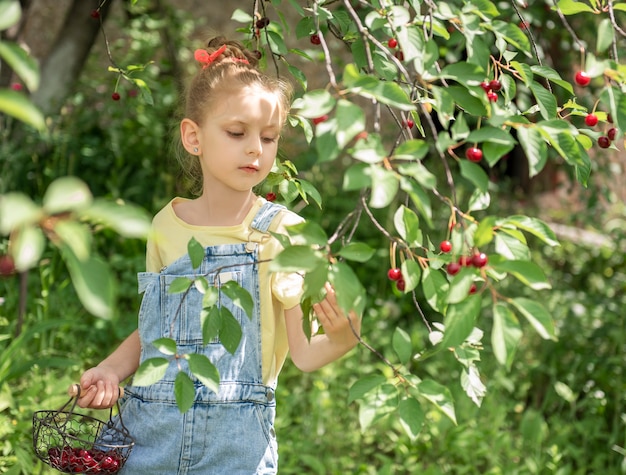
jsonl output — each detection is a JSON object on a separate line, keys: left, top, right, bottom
{"left": 194, "top": 44, "right": 249, "bottom": 69}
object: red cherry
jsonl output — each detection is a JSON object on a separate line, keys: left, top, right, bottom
{"left": 471, "top": 252, "right": 488, "bottom": 268}
{"left": 310, "top": 34, "right": 321, "bottom": 45}
{"left": 255, "top": 17, "right": 270, "bottom": 29}
{"left": 90, "top": 9, "right": 100, "bottom": 19}
{"left": 446, "top": 262, "right": 461, "bottom": 276}
{"left": 607, "top": 113, "right": 613, "bottom": 123}
{"left": 396, "top": 278, "right": 406, "bottom": 292}
{"left": 0, "top": 255, "right": 15, "bottom": 276}
{"left": 387, "top": 268, "right": 402, "bottom": 281}
{"left": 487, "top": 91, "right": 498, "bottom": 102}
{"left": 355, "top": 131, "right": 368, "bottom": 141}
{"left": 111, "top": 92, "right": 121, "bottom": 101}
{"left": 469, "top": 283, "right": 478, "bottom": 294}
{"left": 439, "top": 240, "right": 452, "bottom": 253}
{"left": 575, "top": 71, "right": 591, "bottom": 87}
{"left": 607, "top": 127, "right": 618, "bottom": 141}
{"left": 10, "top": 83, "right": 22, "bottom": 91}
{"left": 465, "top": 147, "right": 483, "bottom": 162}
{"left": 387, "top": 38, "right": 398, "bottom": 49}
{"left": 312, "top": 114, "right": 329, "bottom": 125}
{"left": 265, "top": 192, "right": 277, "bottom": 202}
{"left": 458, "top": 255, "right": 472, "bottom": 266}
{"left": 584, "top": 113, "right": 598, "bottom": 126}
{"left": 394, "top": 50, "right": 404, "bottom": 61}
{"left": 404, "top": 118, "right": 415, "bottom": 129}
{"left": 252, "top": 49, "right": 263, "bottom": 60}
{"left": 489, "top": 79, "right": 502, "bottom": 91}
{"left": 598, "top": 136, "right": 611, "bottom": 148}
{"left": 480, "top": 81, "right": 491, "bottom": 92}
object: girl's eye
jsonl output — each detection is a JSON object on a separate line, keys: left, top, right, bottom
{"left": 227, "top": 131, "right": 244, "bottom": 138}
{"left": 263, "top": 136, "right": 278, "bottom": 143}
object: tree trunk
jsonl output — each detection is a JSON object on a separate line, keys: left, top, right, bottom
{"left": 30, "top": 0, "right": 115, "bottom": 117}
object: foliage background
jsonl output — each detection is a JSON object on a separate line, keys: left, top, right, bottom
{"left": 1, "top": 0, "right": 625, "bottom": 474}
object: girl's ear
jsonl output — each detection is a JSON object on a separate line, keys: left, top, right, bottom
{"left": 180, "top": 118, "right": 201, "bottom": 155}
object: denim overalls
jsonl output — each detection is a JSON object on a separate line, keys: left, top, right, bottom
{"left": 116, "top": 201, "right": 285, "bottom": 474}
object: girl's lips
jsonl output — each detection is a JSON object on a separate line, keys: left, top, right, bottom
{"left": 240, "top": 165, "right": 259, "bottom": 173}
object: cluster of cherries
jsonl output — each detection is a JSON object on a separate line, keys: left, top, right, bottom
{"left": 47, "top": 446, "right": 123, "bottom": 474}
{"left": 480, "top": 79, "right": 502, "bottom": 103}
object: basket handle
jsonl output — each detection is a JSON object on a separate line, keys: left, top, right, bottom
{"left": 68, "top": 383, "right": 125, "bottom": 398}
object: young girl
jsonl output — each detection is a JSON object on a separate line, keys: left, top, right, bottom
{"left": 76, "top": 37, "right": 361, "bottom": 474}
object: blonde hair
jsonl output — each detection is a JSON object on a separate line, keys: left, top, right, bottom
{"left": 176, "top": 36, "right": 293, "bottom": 195}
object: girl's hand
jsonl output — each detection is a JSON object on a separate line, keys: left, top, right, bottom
{"left": 76, "top": 366, "right": 121, "bottom": 409}
{"left": 312, "top": 283, "right": 361, "bottom": 347}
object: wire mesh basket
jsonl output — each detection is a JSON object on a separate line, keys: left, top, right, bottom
{"left": 33, "top": 384, "right": 134, "bottom": 474}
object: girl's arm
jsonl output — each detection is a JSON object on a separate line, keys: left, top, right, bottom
{"left": 76, "top": 329, "right": 141, "bottom": 409}
{"left": 285, "top": 283, "right": 361, "bottom": 372}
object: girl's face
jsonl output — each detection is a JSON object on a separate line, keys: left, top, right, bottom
{"left": 194, "top": 84, "right": 283, "bottom": 196}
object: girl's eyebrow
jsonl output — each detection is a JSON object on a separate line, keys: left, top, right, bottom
{"left": 225, "top": 119, "right": 281, "bottom": 131}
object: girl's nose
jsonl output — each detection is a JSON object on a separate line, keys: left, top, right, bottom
{"left": 246, "top": 137, "right": 263, "bottom": 156}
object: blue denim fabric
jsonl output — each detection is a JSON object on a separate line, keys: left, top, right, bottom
{"left": 116, "top": 202, "right": 285, "bottom": 475}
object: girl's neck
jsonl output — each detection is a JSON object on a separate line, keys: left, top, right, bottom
{"left": 178, "top": 190, "right": 257, "bottom": 227}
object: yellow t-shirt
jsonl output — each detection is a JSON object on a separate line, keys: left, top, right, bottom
{"left": 145, "top": 196, "right": 304, "bottom": 386}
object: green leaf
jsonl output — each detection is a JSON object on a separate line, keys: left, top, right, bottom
{"left": 529, "top": 81, "right": 557, "bottom": 120}
{"left": 336, "top": 242, "right": 375, "bottom": 263}
{"left": 219, "top": 307, "right": 243, "bottom": 354}
{"left": 439, "top": 62, "right": 485, "bottom": 84}
{"left": 0, "top": 89, "right": 45, "bottom": 131}
{"left": 417, "top": 379, "right": 457, "bottom": 425}
{"left": 394, "top": 205, "right": 422, "bottom": 247}
{"left": 269, "top": 245, "right": 326, "bottom": 272}
{"left": 441, "top": 295, "right": 481, "bottom": 348}
{"left": 201, "top": 305, "right": 221, "bottom": 344}
{"left": 62, "top": 247, "right": 115, "bottom": 319}
{"left": 397, "top": 162, "right": 437, "bottom": 190}
{"left": 459, "top": 160, "right": 489, "bottom": 192}
{"left": 230, "top": 8, "right": 253, "bottom": 23}
{"left": 392, "top": 327, "right": 412, "bottom": 365}
{"left": 335, "top": 99, "right": 366, "bottom": 149}
{"left": 186, "top": 353, "right": 220, "bottom": 394}
{"left": 266, "top": 31, "right": 288, "bottom": 56}
{"left": 447, "top": 267, "right": 477, "bottom": 304}
{"left": 516, "top": 125, "right": 548, "bottom": 177}
{"left": 81, "top": 199, "right": 151, "bottom": 239}
{"left": 220, "top": 280, "right": 254, "bottom": 319}
{"left": 152, "top": 337, "right": 177, "bottom": 356}
{"left": 357, "top": 383, "right": 398, "bottom": 432}
{"left": 499, "top": 215, "right": 559, "bottom": 246}
{"left": 168, "top": 277, "right": 193, "bottom": 294}
{"left": 0, "top": 1, "right": 21, "bottom": 30}
{"left": 494, "top": 231, "right": 531, "bottom": 260}
{"left": 187, "top": 237, "right": 204, "bottom": 270}
{"left": 285, "top": 221, "right": 328, "bottom": 247}
{"left": 53, "top": 220, "right": 92, "bottom": 261}
{"left": 466, "top": 126, "right": 516, "bottom": 147}
{"left": 473, "top": 216, "right": 496, "bottom": 248}
{"left": 0, "top": 41, "right": 39, "bottom": 91}
{"left": 393, "top": 139, "right": 429, "bottom": 161}
{"left": 0, "top": 192, "right": 42, "bottom": 234}
{"left": 348, "top": 374, "right": 387, "bottom": 403}
{"left": 492, "top": 302, "right": 523, "bottom": 369}
{"left": 315, "top": 118, "right": 341, "bottom": 162}
{"left": 43, "top": 177, "right": 93, "bottom": 215}
{"left": 11, "top": 224, "right": 44, "bottom": 272}
{"left": 343, "top": 163, "right": 371, "bottom": 191}
{"left": 400, "top": 259, "right": 421, "bottom": 293}
{"left": 421, "top": 266, "right": 449, "bottom": 313}
{"left": 530, "top": 66, "right": 574, "bottom": 94}
{"left": 488, "top": 21, "right": 530, "bottom": 53}
{"left": 490, "top": 258, "right": 551, "bottom": 290}
{"left": 133, "top": 357, "right": 169, "bottom": 386}
{"left": 292, "top": 89, "right": 336, "bottom": 118}
{"left": 510, "top": 297, "right": 557, "bottom": 340}
{"left": 174, "top": 371, "right": 196, "bottom": 413}
{"left": 398, "top": 397, "right": 425, "bottom": 440}
{"left": 328, "top": 261, "right": 366, "bottom": 317}
{"left": 369, "top": 166, "right": 399, "bottom": 209}
{"left": 343, "top": 64, "right": 415, "bottom": 111}
{"left": 555, "top": 0, "right": 595, "bottom": 14}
